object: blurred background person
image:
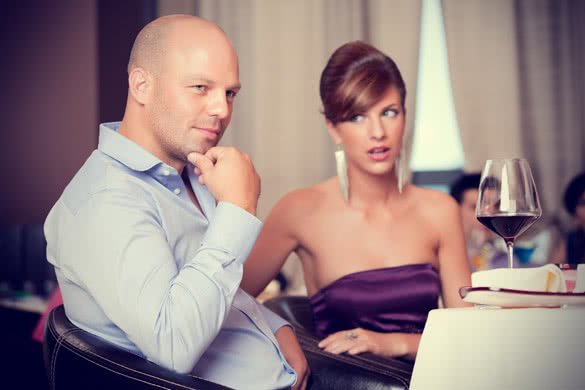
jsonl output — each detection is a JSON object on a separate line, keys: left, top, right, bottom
{"left": 450, "top": 173, "right": 509, "bottom": 271}
{"left": 552, "top": 172, "right": 585, "bottom": 264}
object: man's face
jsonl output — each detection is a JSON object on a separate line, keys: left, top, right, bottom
{"left": 146, "top": 30, "right": 240, "bottom": 165}
{"left": 461, "top": 188, "right": 486, "bottom": 234}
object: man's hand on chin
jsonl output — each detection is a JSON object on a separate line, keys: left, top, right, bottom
{"left": 274, "top": 326, "right": 310, "bottom": 390}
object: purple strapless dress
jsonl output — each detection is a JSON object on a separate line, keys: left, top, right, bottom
{"left": 309, "top": 263, "right": 440, "bottom": 338}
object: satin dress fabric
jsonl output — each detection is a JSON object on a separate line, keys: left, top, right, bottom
{"left": 309, "top": 263, "right": 441, "bottom": 338}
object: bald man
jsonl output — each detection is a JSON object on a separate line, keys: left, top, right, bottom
{"left": 44, "top": 15, "right": 308, "bottom": 390}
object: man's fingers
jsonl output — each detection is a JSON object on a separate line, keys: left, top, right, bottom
{"left": 203, "top": 147, "right": 224, "bottom": 164}
{"left": 188, "top": 152, "right": 214, "bottom": 173}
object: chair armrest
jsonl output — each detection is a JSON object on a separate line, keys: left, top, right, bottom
{"left": 264, "top": 296, "right": 414, "bottom": 390}
{"left": 44, "top": 305, "right": 234, "bottom": 390}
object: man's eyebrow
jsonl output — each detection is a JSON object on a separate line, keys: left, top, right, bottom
{"left": 186, "top": 75, "right": 241, "bottom": 90}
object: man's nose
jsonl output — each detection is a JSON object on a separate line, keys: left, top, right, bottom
{"left": 207, "top": 90, "right": 229, "bottom": 118}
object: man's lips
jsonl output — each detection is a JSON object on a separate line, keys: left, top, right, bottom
{"left": 194, "top": 127, "right": 219, "bottom": 139}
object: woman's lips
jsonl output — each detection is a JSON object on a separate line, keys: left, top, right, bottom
{"left": 368, "top": 146, "right": 390, "bottom": 161}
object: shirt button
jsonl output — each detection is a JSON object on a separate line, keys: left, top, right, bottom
{"left": 163, "top": 169, "right": 170, "bottom": 176}
{"left": 174, "top": 188, "right": 181, "bottom": 195}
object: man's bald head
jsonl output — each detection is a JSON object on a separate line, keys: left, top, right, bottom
{"left": 120, "top": 14, "right": 240, "bottom": 171}
{"left": 127, "top": 15, "right": 231, "bottom": 76}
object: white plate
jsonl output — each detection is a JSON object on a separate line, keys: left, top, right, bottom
{"left": 459, "top": 286, "right": 585, "bottom": 308}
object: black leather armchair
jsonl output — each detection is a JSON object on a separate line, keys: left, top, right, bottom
{"left": 43, "top": 305, "right": 234, "bottom": 390}
{"left": 263, "top": 296, "right": 414, "bottom": 390}
{"left": 43, "top": 299, "right": 413, "bottom": 390}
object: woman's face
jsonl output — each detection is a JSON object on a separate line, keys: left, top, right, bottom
{"left": 327, "top": 86, "right": 405, "bottom": 178}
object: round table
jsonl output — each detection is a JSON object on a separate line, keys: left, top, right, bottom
{"left": 410, "top": 306, "right": 585, "bottom": 389}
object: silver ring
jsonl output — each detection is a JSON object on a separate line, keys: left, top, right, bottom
{"left": 345, "top": 331, "right": 358, "bottom": 341}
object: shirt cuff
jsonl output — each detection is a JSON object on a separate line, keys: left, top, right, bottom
{"left": 201, "top": 201, "right": 262, "bottom": 265}
{"left": 257, "top": 302, "right": 291, "bottom": 334}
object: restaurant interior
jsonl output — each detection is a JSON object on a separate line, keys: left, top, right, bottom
{"left": 1, "top": 1, "right": 584, "bottom": 389}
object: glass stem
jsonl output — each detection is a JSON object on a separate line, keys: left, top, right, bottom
{"left": 506, "top": 241, "right": 514, "bottom": 269}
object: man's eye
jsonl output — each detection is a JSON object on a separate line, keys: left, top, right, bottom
{"left": 191, "top": 85, "right": 207, "bottom": 92}
{"left": 383, "top": 109, "right": 398, "bottom": 118}
{"left": 350, "top": 114, "right": 364, "bottom": 122}
{"left": 226, "top": 90, "right": 237, "bottom": 99}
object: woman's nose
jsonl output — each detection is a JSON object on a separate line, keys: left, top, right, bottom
{"left": 369, "top": 118, "right": 385, "bottom": 140}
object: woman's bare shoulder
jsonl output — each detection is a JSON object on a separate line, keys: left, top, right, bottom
{"left": 409, "top": 185, "right": 460, "bottom": 219}
{"left": 270, "top": 177, "right": 338, "bottom": 218}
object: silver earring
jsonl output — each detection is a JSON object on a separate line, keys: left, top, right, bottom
{"left": 335, "top": 145, "right": 349, "bottom": 201}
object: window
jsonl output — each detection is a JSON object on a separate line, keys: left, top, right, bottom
{"left": 410, "top": 0, "right": 464, "bottom": 192}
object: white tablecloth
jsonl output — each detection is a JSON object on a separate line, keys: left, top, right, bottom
{"left": 410, "top": 307, "right": 585, "bottom": 390}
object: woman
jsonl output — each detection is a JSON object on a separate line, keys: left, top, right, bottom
{"left": 242, "top": 41, "right": 471, "bottom": 360}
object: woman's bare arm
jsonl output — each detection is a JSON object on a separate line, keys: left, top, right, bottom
{"left": 431, "top": 192, "right": 473, "bottom": 308}
{"left": 241, "top": 192, "right": 303, "bottom": 297}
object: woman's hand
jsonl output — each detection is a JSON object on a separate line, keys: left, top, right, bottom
{"left": 317, "top": 328, "right": 418, "bottom": 360}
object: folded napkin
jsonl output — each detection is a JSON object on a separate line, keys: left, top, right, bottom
{"left": 472, "top": 264, "right": 567, "bottom": 293}
{"left": 574, "top": 264, "right": 585, "bottom": 293}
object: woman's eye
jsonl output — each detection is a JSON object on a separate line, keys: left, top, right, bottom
{"left": 191, "top": 85, "right": 207, "bottom": 92}
{"left": 350, "top": 114, "right": 364, "bottom": 122}
{"left": 383, "top": 109, "right": 398, "bottom": 118}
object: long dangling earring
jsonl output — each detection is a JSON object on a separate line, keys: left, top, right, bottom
{"left": 335, "top": 145, "right": 349, "bottom": 201}
{"left": 395, "top": 155, "right": 403, "bottom": 194}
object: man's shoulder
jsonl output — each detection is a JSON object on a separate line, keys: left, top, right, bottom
{"left": 62, "top": 150, "right": 154, "bottom": 214}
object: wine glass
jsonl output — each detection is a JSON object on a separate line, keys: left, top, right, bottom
{"left": 475, "top": 158, "right": 542, "bottom": 269}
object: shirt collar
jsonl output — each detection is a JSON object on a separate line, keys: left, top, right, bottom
{"left": 98, "top": 122, "right": 161, "bottom": 172}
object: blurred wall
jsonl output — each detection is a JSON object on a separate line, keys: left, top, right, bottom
{"left": 0, "top": 2, "right": 98, "bottom": 224}
{"left": 0, "top": 1, "right": 155, "bottom": 224}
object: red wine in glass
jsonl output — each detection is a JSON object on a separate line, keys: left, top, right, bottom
{"left": 475, "top": 158, "right": 542, "bottom": 268}
{"left": 477, "top": 213, "right": 539, "bottom": 244}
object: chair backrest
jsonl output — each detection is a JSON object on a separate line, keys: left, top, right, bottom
{"left": 43, "top": 305, "right": 233, "bottom": 390}
{"left": 264, "top": 296, "right": 414, "bottom": 390}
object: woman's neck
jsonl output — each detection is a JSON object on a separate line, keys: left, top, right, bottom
{"left": 345, "top": 167, "right": 403, "bottom": 208}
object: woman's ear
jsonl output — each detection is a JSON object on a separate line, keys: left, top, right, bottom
{"left": 326, "top": 120, "right": 343, "bottom": 145}
{"left": 128, "top": 67, "right": 152, "bottom": 105}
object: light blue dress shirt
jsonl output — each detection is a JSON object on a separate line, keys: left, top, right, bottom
{"left": 44, "top": 122, "right": 297, "bottom": 390}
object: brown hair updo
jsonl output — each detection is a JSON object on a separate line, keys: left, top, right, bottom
{"left": 320, "top": 41, "right": 406, "bottom": 125}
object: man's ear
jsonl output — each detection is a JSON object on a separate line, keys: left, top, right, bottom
{"left": 128, "top": 67, "right": 151, "bottom": 105}
{"left": 326, "top": 120, "right": 343, "bottom": 145}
